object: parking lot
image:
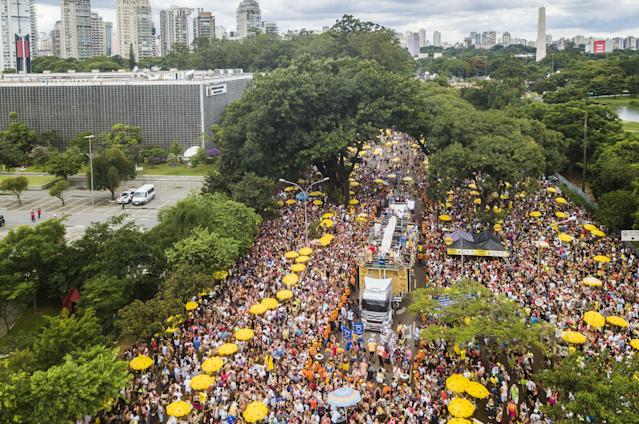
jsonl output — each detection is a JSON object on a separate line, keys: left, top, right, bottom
{"left": 0, "top": 176, "right": 203, "bottom": 240}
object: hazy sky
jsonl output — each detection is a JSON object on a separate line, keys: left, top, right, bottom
{"left": 37, "top": 0, "right": 639, "bottom": 44}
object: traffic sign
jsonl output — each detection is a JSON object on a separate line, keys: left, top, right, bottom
{"left": 621, "top": 230, "right": 639, "bottom": 241}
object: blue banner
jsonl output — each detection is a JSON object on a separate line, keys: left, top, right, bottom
{"left": 341, "top": 325, "right": 352, "bottom": 340}
{"left": 353, "top": 322, "right": 365, "bottom": 336}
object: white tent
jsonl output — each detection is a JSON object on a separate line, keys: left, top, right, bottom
{"left": 183, "top": 146, "right": 201, "bottom": 160}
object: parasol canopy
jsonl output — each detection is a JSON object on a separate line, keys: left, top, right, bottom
{"left": 234, "top": 328, "right": 255, "bottom": 341}
{"left": 326, "top": 387, "right": 362, "bottom": 407}
{"left": 201, "top": 357, "right": 224, "bottom": 374}
{"left": 129, "top": 354, "right": 153, "bottom": 371}
{"left": 447, "top": 397, "right": 475, "bottom": 418}
{"left": 561, "top": 330, "right": 587, "bottom": 344}
{"left": 217, "top": 343, "right": 238, "bottom": 356}
{"left": 167, "top": 400, "right": 192, "bottom": 417}
{"left": 583, "top": 311, "right": 605, "bottom": 328}
{"left": 242, "top": 401, "right": 269, "bottom": 423}
{"left": 189, "top": 374, "right": 214, "bottom": 391}
{"left": 445, "top": 374, "right": 469, "bottom": 393}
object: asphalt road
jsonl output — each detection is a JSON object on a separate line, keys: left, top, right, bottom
{"left": 0, "top": 176, "right": 203, "bottom": 241}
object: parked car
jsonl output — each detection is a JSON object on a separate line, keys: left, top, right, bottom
{"left": 0, "top": 212, "right": 5, "bottom": 227}
{"left": 116, "top": 189, "right": 135, "bottom": 204}
{"left": 131, "top": 184, "right": 156, "bottom": 206}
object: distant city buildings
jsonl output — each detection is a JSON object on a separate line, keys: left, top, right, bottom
{"left": 193, "top": 9, "right": 216, "bottom": 44}
{"left": 0, "top": 0, "right": 38, "bottom": 72}
{"left": 433, "top": 31, "right": 442, "bottom": 47}
{"left": 536, "top": 6, "right": 546, "bottom": 61}
{"left": 159, "top": 6, "right": 193, "bottom": 55}
{"left": 116, "top": 0, "right": 155, "bottom": 60}
{"left": 60, "top": 0, "right": 92, "bottom": 59}
{"left": 236, "top": 0, "right": 277, "bottom": 38}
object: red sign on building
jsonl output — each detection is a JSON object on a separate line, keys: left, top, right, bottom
{"left": 593, "top": 40, "right": 606, "bottom": 55}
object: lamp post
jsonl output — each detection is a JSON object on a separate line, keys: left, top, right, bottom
{"left": 279, "top": 176, "right": 330, "bottom": 244}
{"left": 84, "top": 135, "right": 96, "bottom": 206}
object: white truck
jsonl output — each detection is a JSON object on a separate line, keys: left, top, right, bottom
{"left": 360, "top": 276, "right": 394, "bottom": 332}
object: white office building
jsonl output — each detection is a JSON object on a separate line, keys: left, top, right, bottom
{"left": 0, "top": 0, "right": 37, "bottom": 71}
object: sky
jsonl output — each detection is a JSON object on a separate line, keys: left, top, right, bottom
{"left": 37, "top": 0, "right": 639, "bottom": 45}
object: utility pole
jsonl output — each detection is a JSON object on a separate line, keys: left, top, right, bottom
{"left": 85, "top": 135, "right": 96, "bottom": 206}
{"left": 582, "top": 109, "right": 588, "bottom": 192}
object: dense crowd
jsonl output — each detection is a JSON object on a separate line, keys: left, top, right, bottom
{"left": 100, "top": 132, "right": 637, "bottom": 424}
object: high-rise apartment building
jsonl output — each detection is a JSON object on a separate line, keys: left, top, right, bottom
{"left": 160, "top": 6, "right": 192, "bottom": 55}
{"left": 236, "top": 0, "right": 261, "bottom": 39}
{"left": 215, "top": 25, "right": 227, "bottom": 40}
{"left": 117, "top": 0, "right": 155, "bottom": 60}
{"left": 433, "top": 30, "right": 442, "bottom": 47}
{"left": 536, "top": 6, "right": 546, "bottom": 61}
{"left": 37, "top": 32, "right": 52, "bottom": 56}
{"left": 418, "top": 28, "right": 427, "bottom": 48}
{"left": 103, "top": 21, "right": 112, "bottom": 55}
{"left": 502, "top": 32, "right": 511, "bottom": 45}
{"left": 406, "top": 32, "right": 420, "bottom": 56}
{"left": 51, "top": 21, "right": 62, "bottom": 57}
{"left": 193, "top": 9, "right": 215, "bottom": 43}
{"left": 481, "top": 31, "right": 496, "bottom": 46}
{"left": 0, "top": 0, "right": 38, "bottom": 72}
{"left": 90, "top": 12, "right": 104, "bottom": 57}
{"left": 260, "top": 21, "right": 278, "bottom": 35}
{"left": 60, "top": 0, "right": 92, "bottom": 59}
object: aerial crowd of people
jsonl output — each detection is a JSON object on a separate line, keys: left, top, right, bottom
{"left": 100, "top": 131, "right": 637, "bottom": 424}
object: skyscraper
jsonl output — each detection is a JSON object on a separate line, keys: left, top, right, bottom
{"left": 193, "top": 9, "right": 216, "bottom": 44}
{"left": 418, "top": 28, "right": 427, "bottom": 48}
{"left": 103, "top": 21, "right": 112, "bottom": 56}
{"left": 60, "top": 0, "right": 92, "bottom": 59}
{"left": 481, "top": 31, "right": 496, "bottom": 47}
{"left": 159, "top": 6, "right": 193, "bottom": 55}
{"left": 433, "top": 30, "right": 442, "bottom": 47}
{"left": 90, "top": 12, "right": 104, "bottom": 57}
{"left": 51, "top": 21, "right": 62, "bottom": 57}
{"left": 0, "top": 0, "right": 38, "bottom": 72}
{"left": 502, "top": 32, "right": 511, "bottom": 46}
{"left": 536, "top": 6, "right": 546, "bottom": 61}
{"left": 236, "top": 0, "right": 261, "bottom": 39}
{"left": 117, "top": 0, "right": 154, "bottom": 60}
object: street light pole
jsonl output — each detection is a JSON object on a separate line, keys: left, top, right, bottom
{"left": 279, "top": 176, "right": 330, "bottom": 244}
{"left": 85, "top": 135, "right": 96, "bottom": 206}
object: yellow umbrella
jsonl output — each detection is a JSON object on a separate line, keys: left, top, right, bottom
{"left": 439, "top": 214, "right": 452, "bottom": 222}
{"left": 309, "top": 191, "right": 323, "bottom": 197}
{"left": 469, "top": 190, "right": 480, "bottom": 196}
{"left": 444, "top": 236, "right": 454, "bottom": 246}
{"left": 387, "top": 173, "right": 396, "bottom": 179}
{"left": 276, "top": 289, "right": 293, "bottom": 301}
{"left": 403, "top": 176, "right": 414, "bottom": 183}
{"left": 530, "top": 211, "right": 542, "bottom": 218}
{"left": 447, "top": 397, "right": 475, "bottom": 418}
{"left": 201, "top": 357, "right": 224, "bottom": 374}
{"left": 285, "top": 199, "right": 296, "bottom": 206}
{"left": 291, "top": 263, "right": 306, "bottom": 273}
{"left": 630, "top": 339, "right": 639, "bottom": 350}
{"left": 558, "top": 233, "right": 574, "bottom": 243}
{"left": 243, "top": 401, "right": 269, "bottom": 423}
{"left": 217, "top": 343, "right": 238, "bottom": 356}
{"left": 555, "top": 211, "right": 568, "bottom": 219}
{"left": 349, "top": 199, "right": 359, "bottom": 205}
{"left": 185, "top": 301, "right": 199, "bottom": 311}
{"left": 283, "top": 186, "right": 297, "bottom": 192}
{"left": 249, "top": 304, "right": 267, "bottom": 315}
{"left": 373, "top": 149, "right": 383, "bottom": 156}
{"left": 591, "top": 229, "right": 606, "bottom": 238}
{"left": 319, "top": 234, "right": 335, "bottom": 246}
{"left": 321, "top": 219, "right": 334, "bottom": 228}
{"left": 468, "top": 183, "right": 477, "bottom": 189}
{"left": 129, "top": 354, "right": 154, "bottom": 371}
{"left": 583, "top": 311, "right": 605, "bottom": 328}
{"left": 261, "top": 298, "right": 279, "bottom": 310}
{"left": 374, "top": 178, "right": 385, "bottom": 184}
{"left": 493, "top": 224, "right": 502, "bottom": 232}
{"left": 165, "top": 326, "right": 178, "bottom": 334}
{"left": 166, "top": 400, "right": 192, "bottom": 417}
{"left": 282, "top": 273, "right": 299, "bottom": 286}
{"left": 447, "top": 419, "right": 472, "bottom": 424}
{"left": 213, "top": 270, "right": 228, "bottom": 280}
{"left": 350, "top": 181, "right": 361, "bottom": 187}
{"left": 561, "top": 331, "right": 587, "bottom": 344}
{"left": 465, "top": 381, "right": 490, "bottom": 399}
{"left": 295, "top": 255, "right": 310, "bottom": 263}
{"left": 190, "top": 374, "right": 214, "bottom": 391}
{"left": 583, "top": 224, "right": 598, "bottom": 232}
{"left": 299, "top": 247, "right": 313, "bottom": 256}
{"left": 593, "top": 255, "right": 611, "bottom": 263}
{"left": 555, "top": 197, "right": 568, "bottom": 205}
{"left": 500, "top": 194, "right": 509, "bottom": 200}
{"left": 322, "top": 212, "right": 334, "bottom": 219}
{"left": 473, "top": 198, "right": 481, "bottom": 205}
{"left": 546, "top": 187, "right": 557, "bottom": 193}
{"left": 356, "top": 216, "right": 368, "bottom": 223}
{"left": 606, "top": 316, "right": 629, "bottom": 328}
{"left": 234, "top": 328, "right": 255, "bottom": 341}
{"left": 445, "top": 374, "right": 469, "bottom": 393}
{"left": 583, "top": 276, "right": 603, "bottom": 287}
{"left": 284, "top": 251, "right": 299, "bottom": 259}
{"left": 313, "top": 200, "right": 323, "bottom": 206}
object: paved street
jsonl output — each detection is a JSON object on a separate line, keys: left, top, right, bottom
{"left": 0, "top": 176, "right": 203, "bottom": 240}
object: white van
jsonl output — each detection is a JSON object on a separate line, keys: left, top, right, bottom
{"left": 131, "top": 184, "right": 156, "bottom": 206}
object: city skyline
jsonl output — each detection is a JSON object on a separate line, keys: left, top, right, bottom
{"left": 34, "top": 1, "right": 639, "bottom": 42}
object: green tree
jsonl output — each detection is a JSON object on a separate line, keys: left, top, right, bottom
{"left": 88, "top": 147, "right": 135, "bottom": 199}
{"left": 128, "top": 43, "right": 136, "bottom": 69}
{"left": 30, "top": 309, "right": 103, "bottom": 371}
{"left": 48, "top": 179, "right": 70, "bottom": 206}
{"left": 591, "top": 139, "right": 639, "bottom": 198}
{"left": 0, "top": 112, "right": 38, "bottom": 154}
{"left": 0, "top": 219, "right": 68, "bottom": 312}
{"left": 538, "top": 353, "right": 639, "bottom": 424}
{"left": 81, "top": 274, "right": 133, "bottom": 326}
{"left": 159, "top": 264, "right": 215, "bottom": 303}
{"left": 116, "top": 294, "right": 182, "bottom": 340}
{"left": 26, "top": 345, "right": 130, "bottom": 424}
{"left": 105, "top": 123, "right": 143, "bottom": 148}
{"left": 29, "top": 146, "right": 53, "bottom": 171}
{"left": 47, "top": 146, "right": 83, "bottom": 179}
{"left": 595, "top": 189, "right": 637, "bottom": 231}
{"left": 165, "top": 227, "right": 241, "bottom": 273}
{"left": 203, "top": 171, "right": 277, "bottom": 216}
{"left": 0, "top": 176, "right": 28, "bottom": 204}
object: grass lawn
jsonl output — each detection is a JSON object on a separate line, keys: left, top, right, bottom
{"left": 592, "top": 96, "right": 639, "bottom": 108}
{"left": 0, "top": 174, "right": 58, "bottom": 187}
{"left": 0, "top": 305, "right": 59, "bottom": 354}
{"left": 137, "top": 163, "right": 216, "bottom": 176}
{"left": 622, "top": 121, "right": 639, "bottom": 133}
